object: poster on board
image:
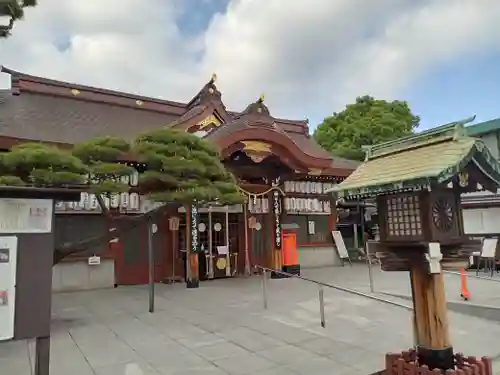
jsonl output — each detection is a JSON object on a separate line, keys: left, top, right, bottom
{"left": 0, "top": 236, "right": 17, "bottom": 341}
{"left": 331, "top": 231, "right": 352, "bottom": 266}
{"left": 0, "top": 199, "right": 53, "bottom": 234}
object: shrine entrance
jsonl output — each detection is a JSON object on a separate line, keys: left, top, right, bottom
{"left": 248, "top": 213, "right": 272, "bottom": 269}
{"left": 178, "top": 207, "right": 242, "bottom": 280}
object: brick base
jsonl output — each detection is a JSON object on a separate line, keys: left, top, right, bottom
{"left": 385, "top": 349, "right": 493, "bottom": 375}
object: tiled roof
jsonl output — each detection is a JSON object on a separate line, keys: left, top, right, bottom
{"left": 331, "top": 117, "right": 500, "bottom": 197}
{"left": 0, "top": 67, "right": 358, "bottom": 174}
{"left": 466, "top": 118, "right": 500, "bottom": 137}
{"left": 0, "top": 91, "right": 178, "bottom": 144}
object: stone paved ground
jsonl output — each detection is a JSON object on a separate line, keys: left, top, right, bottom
{"left": 310, "top": 263, "right": 500, "bottom": 307}
{"left": 2, "top": 266, "right": 500, "bottom": 375}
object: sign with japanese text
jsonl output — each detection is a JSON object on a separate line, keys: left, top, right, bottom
{"left": 273, "top": 192, "right": 282, "bottom": 249}
{"left": 0, "top": 199, "right": 53, "bottom": 233}
{"left": 190, "top": 205, "right": 199, "bottom": 253}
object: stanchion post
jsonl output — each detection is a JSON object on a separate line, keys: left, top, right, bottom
{"left": 262, "top": 269, "right": 268, "bottom": 309}
{"left": 366, "top": 241, "right": 375, "bottom": 293}
{"left": 319, "top": 285, "right": 326, "bottom": 328}
{"left": 147, "top": 220, "right": 155, "bottom": 313}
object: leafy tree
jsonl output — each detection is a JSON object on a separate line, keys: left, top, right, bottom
{"left": 0, "top": 130, "right": 242, "bottom": 265}
{"left": 313, "top": 95, "right": 420, "bottom": 161}
{"left": 134, "top": 128, "right": 242, "bottom": 205}
{"left": 0, "top": 0, "right": 37, "bottom": 37}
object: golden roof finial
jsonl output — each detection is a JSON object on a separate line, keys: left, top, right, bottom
{"left": 210, "top": 72, "right": 217, "bottom": 83}
{"left": 258, "top": 93, "right": 265, "bottom": 103}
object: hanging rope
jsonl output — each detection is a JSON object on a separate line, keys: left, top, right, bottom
{"left": 237, "top": 185, "right": 286, "bottom": 204}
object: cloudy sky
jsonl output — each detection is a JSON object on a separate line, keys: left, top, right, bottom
{"left": 1, "top": 0, "right": 500, "bottom": 130}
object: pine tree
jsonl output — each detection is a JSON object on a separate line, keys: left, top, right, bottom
{"left": 135, "top": 128, "right": 242, "bottom": 205}
{"left": 0, "top": 130, "right": 243, "bottom": 266}
{"left": 0, "top": 0, "right": 37, "bottom": 37}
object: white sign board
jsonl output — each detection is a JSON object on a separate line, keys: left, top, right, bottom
{"left": 0, "top": 199, "right": 53, "bottom": 233}
{"left": 217, "top": 246, "right": 228, "bottom": 255}
{"left": 0, "top": 236, "right": 17, "bottom": 341}
{"left": 331, "top": 231, "right": 350, "bottom": 259}
{"left": 88, "top": 256, "right": 101, "bottom": 266}
{"left": 481, "top": 238, "right": 498, "bottom": 259}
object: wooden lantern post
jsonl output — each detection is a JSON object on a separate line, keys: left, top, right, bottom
{"left": 329, "top": 119, "right": 500, "bottom": 374}
{"left": 185, "top": 204, "right": 200, "bottom": 289}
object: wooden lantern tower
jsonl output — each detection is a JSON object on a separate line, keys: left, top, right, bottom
{"left": 330, "top": 118, "right": 500, "bottom": 374}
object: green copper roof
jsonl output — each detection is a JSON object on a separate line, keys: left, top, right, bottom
{"left": 466, "top": 118, "right": 500, "bottom": 137}
{"left": 330, "top": 117, "right": 500, "bottom": 198}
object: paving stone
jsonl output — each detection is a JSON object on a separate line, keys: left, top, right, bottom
{"left": 133, "top": 341, "right": 195, "bottom": 368}
{"left": 193, "top": 341, "right": 251, "bottom": 361}
{"left": 93, "top": 360, "right": 160, "bottom": 375}
{"left": 3, "top": 267, "right": 500, "bottom": 375}
{"left": 1, "top": 357, "right": 33, "bottom": 375}
{"left": 295, "top": 337, "right": 358, "bottom": 356}
{"left": 216, "top": 327, "right": 284, "bottom": 351}
{"left": 256, "top": 344, "right": 322, "bottom": 366}
{"left": 327, "top": 345, "right": 380, "bottom": 367}
{"left": 286, "top": 357, "right": 351, "bottom": 375}
{"left": 175, "top": 333, "right": 226, "bottom": 349}
{"left": 153, "top": 353, "right": 212, "bottom": 374}
{"left": 256, "top": 366, "right": 300, "bottom": 375}
{"left": 165, "top": 365, "right": 230, "bottom": 375}
{"left": 213, "top": 353, "right": 277, "bottom": 375}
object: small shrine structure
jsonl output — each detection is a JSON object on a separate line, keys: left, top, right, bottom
{"left": 329, "top": 118, "right": 499, "bottom": 374}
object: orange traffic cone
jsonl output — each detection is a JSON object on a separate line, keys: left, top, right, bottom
{"left": 460, "top": 268, "right": 470, "bottom": 301}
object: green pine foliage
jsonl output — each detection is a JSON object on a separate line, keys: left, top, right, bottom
{"left": 0, "top": 143, "right": 87, "bottom": 186}
{"left": 0, "top": 0, "right": 37, "bottom": 37}
{"left": 0, "top": 131, "right": 243, "bottom": 205}
{"left": 134, "top": 129, "right": 243, "bottom": 205}
{"left": 72, "top": 137, "right": 134, "bottom": 194}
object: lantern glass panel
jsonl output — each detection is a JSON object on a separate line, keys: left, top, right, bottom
{"left": 385, "top": 193, "right": 422, "bottom": 239}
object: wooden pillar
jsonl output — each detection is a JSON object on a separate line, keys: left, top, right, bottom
{"left": 185, "top": 205, "right": 199, "bottom": 289}
{"left": 410, "top": 261, "right": 453, "bottom": 370}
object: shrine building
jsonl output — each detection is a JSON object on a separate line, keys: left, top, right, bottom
{"left": 0, "top": 67, "right": 358, "bottom": 290}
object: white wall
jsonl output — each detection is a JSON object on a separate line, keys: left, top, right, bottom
{"left": 462, "top": 207, "right": 500, "bottom": 234}
{"left": 298, "top": 245, "right": 343, "bottom": 268}
{"left": 52, "top": 259, "right": 115, "bottom": 292}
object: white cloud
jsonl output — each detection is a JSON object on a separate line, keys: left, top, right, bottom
{"left": 1, "top": 0, "right": 500, "bottom": 126}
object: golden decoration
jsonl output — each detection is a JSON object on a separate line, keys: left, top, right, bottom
{"left": 308, "top": 168, "right": 322, "bottom": 176}
{"left": 135, "top": 100, "right": 144, "bottom": 106}
{"left": 459, "top": 172, "right": 469, "bottom": 187}
{"left": 211, "top": 72, "right": 217, "bottom": 83}
{"left": 70, "top": 89, "right": 80, "bottom": 96}
{"left": 259, "top": 93, "right": 265, "bottom": 102}
{"left": 241, "top": 141, "right": 271, "bottom": 153}
{"left": 216, "top": 257, "right": 227, "bottom": 270}
{"left": 198, "top": 115, "right": 221, "bottom": 130}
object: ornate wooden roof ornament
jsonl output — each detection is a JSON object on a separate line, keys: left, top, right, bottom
{"left": 328, "top": 116, "right": 500, "bottom": 373}
{"left": 210, "top": 72, "right": 217, "bottom": 84}
{"left": 186, "top": 72, "right": 222, "bottom": 109}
